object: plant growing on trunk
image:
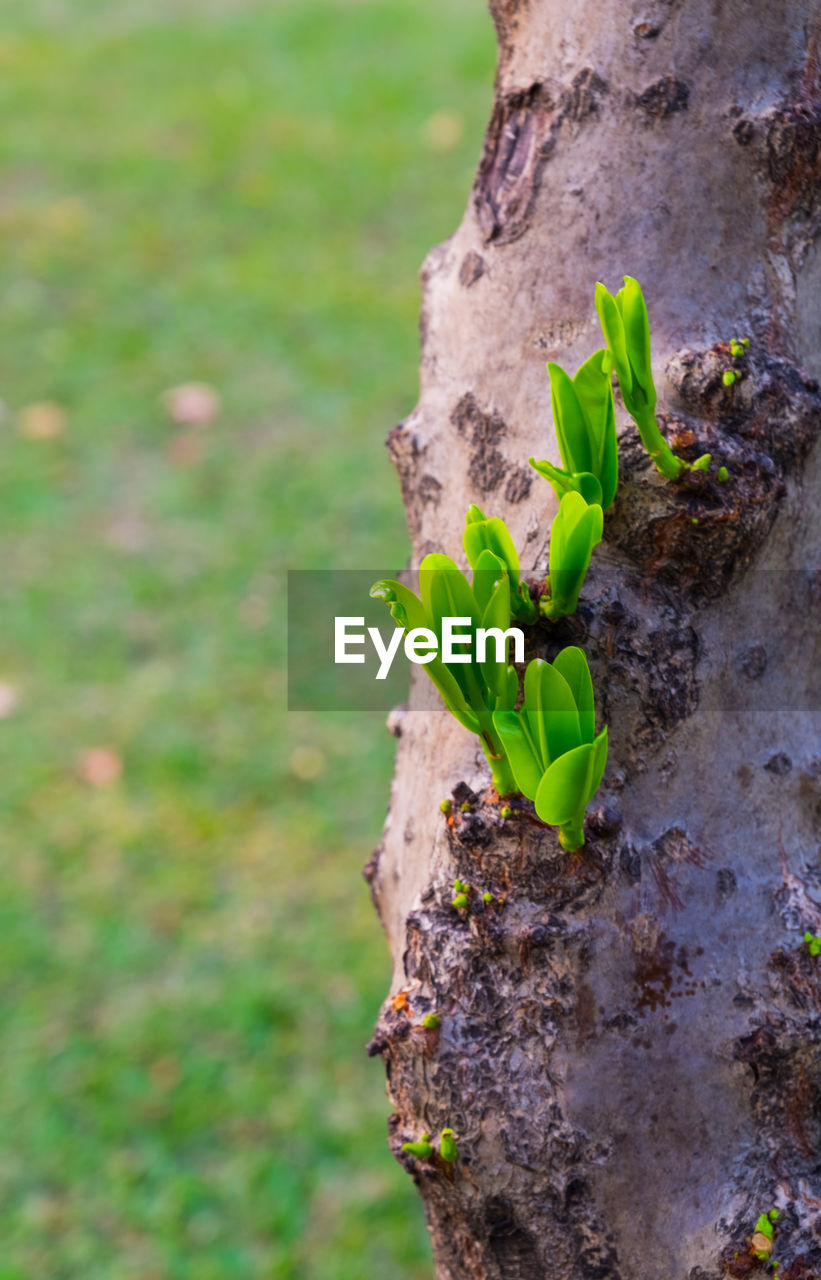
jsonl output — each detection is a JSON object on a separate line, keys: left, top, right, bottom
{"left": 463, "top": 504, "right": 537, "bottom": 622}
{"left": 370, "top": 554, "right": 519, "bottom": 794}
{"left": 493, "top": 647, "right": 607, "bottom": 851}
{"left": 530, "top": 347, "right": 618, "bottom": 508}
{"left": 540, "top": 490, "right": 603, "bottom": 621}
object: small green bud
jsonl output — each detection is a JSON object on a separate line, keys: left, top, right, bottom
{"left": 452, "top": 894, "right": 469, "bottom": 910}
{"left": 460, "top": 801, "right": 471, "bottom": 813}
{"left": 423, "top": 1013, "right": 441, "bottom": 1030}
{"left": 500, "top": 805, "right": 512, "bottom": 818}
{"left": 440, "top": 798, "right": 452, "bottom": 814}
{"left": 804, "top": 931, "right": 813, "bottom": 942}
{"left": 718, "top": 465, "right": 729, "bottom": 482}
{"left": 483, "top": 891, "right": 493, "bottom": 905}
{"left": 401, "top": 1134, "right": 434, "bottom": 1160}
{"left": 722, "top": 370, "right": 736, "bottom": 386}
{"left": 691, "top": 453, "right": 711, "bottom": 472}
{"left": 730, "top": 339, "right": 745, "bottom": 358}
{"left": 691, "top": 517, "right": 700, "bottom": 525}
{"left": 439, "top": 1128, "right": 458, "bottom": 1163}
{"left": 768, "top": 1209, "right": 780, "bottom": 1222}
{"left": 754, "top": 1213, "right": 774, "bottom": 1240}
{"left": 453, "top": 878, "right": 468, "bottom": 894}
{"left": 742, "top": 337, "right": 750, "bottom": 348}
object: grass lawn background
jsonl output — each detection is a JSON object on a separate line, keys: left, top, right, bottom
{"left": 0, "top": 2, "right": 495, "bottom": 1276}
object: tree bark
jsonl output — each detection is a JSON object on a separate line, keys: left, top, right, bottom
{"left": 366, "top": 4, "right": 821, "bottom": 1277}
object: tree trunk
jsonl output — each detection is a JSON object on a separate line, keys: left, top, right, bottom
{"left": 365, "top": 3, "right": 821, "bottom": 1277}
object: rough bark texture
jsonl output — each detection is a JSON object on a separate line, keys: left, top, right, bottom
{"left": 366, "top": 4, "right": 821, "bottom": 1277}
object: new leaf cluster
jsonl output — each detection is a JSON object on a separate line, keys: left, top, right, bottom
{"left": 370, "top": 277, "right": 686, "bottom": 851}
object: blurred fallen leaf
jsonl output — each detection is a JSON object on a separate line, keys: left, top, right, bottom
{"left": 77, "top": 746, "right": 123, "bottom": 787}
{"left": 288, "top": 745, "right": 325, "bottom": 782}
{"left": 167, "top": 432, "right": 204, "bottom": 466}
{"left": 149, "top": 1056, "right": 181, "bottom": 1092}
{"left": 424, "top": 110, "right": 463, "bottom": 151}
{"left": 0, "top": 684, "right": 19, "bottom": 718}
{"left": 161, "top": 382, "right": 220, "bottom": 427}
{"left": 43, "top": 196, "right": 89, "bottom": 237}
{"left": 17, "top": 401, "right": 66, "bottom": 439}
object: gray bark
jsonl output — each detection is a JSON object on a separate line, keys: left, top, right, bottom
{"left": 365, "top": 3, "right": 821, "bottom": 1276}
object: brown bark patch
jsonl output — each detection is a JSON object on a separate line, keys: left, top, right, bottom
{"left": 635, "top": 75, "right": 689, "bottom": 119}
{"left": 605, "top": 344, "right": 821, "bottom": 600}
{"left": 459, "top": 251, "right": 486, "bottom": 287}
{"left": 503, "top": 465, "right": 533, "bottom": 504}
{"left": 474, "top": 82, "right": 556, "bottom": 244}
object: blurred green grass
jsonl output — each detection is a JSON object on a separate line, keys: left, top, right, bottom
{"left": 0, "top": 1, "right": 494, "bottom": 1276}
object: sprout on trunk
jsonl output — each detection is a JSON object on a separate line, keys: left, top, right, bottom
{"left": 540, "top": 492, "right": 603, "bottom": 621}
{"left": 530, "top": 347, "right": 618, "bottom": 510}
{"left": 463, "top": 505, "right": 536, "bottom": 623}
{"left": 493, "top": 647, "right": 608, "bottom": 852}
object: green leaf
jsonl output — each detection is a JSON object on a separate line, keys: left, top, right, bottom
{"left": 501, "top": 664, "right": 519, "bottom": 711}
{"left": 552, "top": 646, "right": 595, "bottom": 742}
{"left": 571, "top": 348, "right": 618, "bottom": 508}
{"left": 434, "top": 678, "right": 482, "bottom": 734}
{"left": 548, "top": 493, "right": 603, "bottom": 616}
{"left": 471, "top": 548, "right": 506, "bottom": 616}
{"left": 529, "top": 457, "right": 604, "bottom": 507}
{"left": 533, "top": 725, "right": 607, "bottom": 827}
{"left": 479, "top": 570, "right": 513, "bottom": 699}
{"left": 420, "top": 554, "right": 478, "bottom": 631}
{"left": 595, "top": 282, "right": 633, "bottom": 398}
{"left": 370, "top": 578, "right": 427, "bottom": 632}
{"left": 534, "top": 741, "right": 595, "bottom": 826}
{"left": 548, "top": 362, "right": 592, "bottom": 474}
{"left": 523, "top": 658, "right": 552, "bottom": 769}
{"left": 492, "top": 710, "right": 544, "bottom": 800}
{"left": 369, "top": 576, "right": 480, "bottom": 733}
{"left": 585, "top": 726, "right": 608, "bottom": 804}
{"left": 534, "top": 661, "right": 582, "bottom": 761}
{"left": 620, "top": 276, "right": 655, "bottom": 409}
{"left": 463, "top": 510, "right": 522, "bottom": 586}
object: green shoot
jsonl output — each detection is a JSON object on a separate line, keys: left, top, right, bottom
{"left": 493, "top": 647, "right": 607, "bottom": 851}
{"left": 804, "top": 931, "right": 821, "bottom": 957}
{"left": 530, "top": 348, "right": 618, "bottom": 509}
{"left": 595, "top": 275, "right": 692, "bottom": 480}
{"left": 423, "top": 1013, "right": 441, "bottom": 1030}
{"left": 541, "top": 491, "right": 603, "bottom": 621}
{"left": 463, "top": 505, "right": 537, "bottom": 623}
{"left": 370, "top": 554, "right": 520, "bottom": 794}
{"left": 439, "top": 1129, "right": 459, "bottom": 1163}
{"left": 401, "top": 1134, "right": 434, "bottom": 1160}
{"left": 751, "top": 1208, "right": 779, "bottom": 1261}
